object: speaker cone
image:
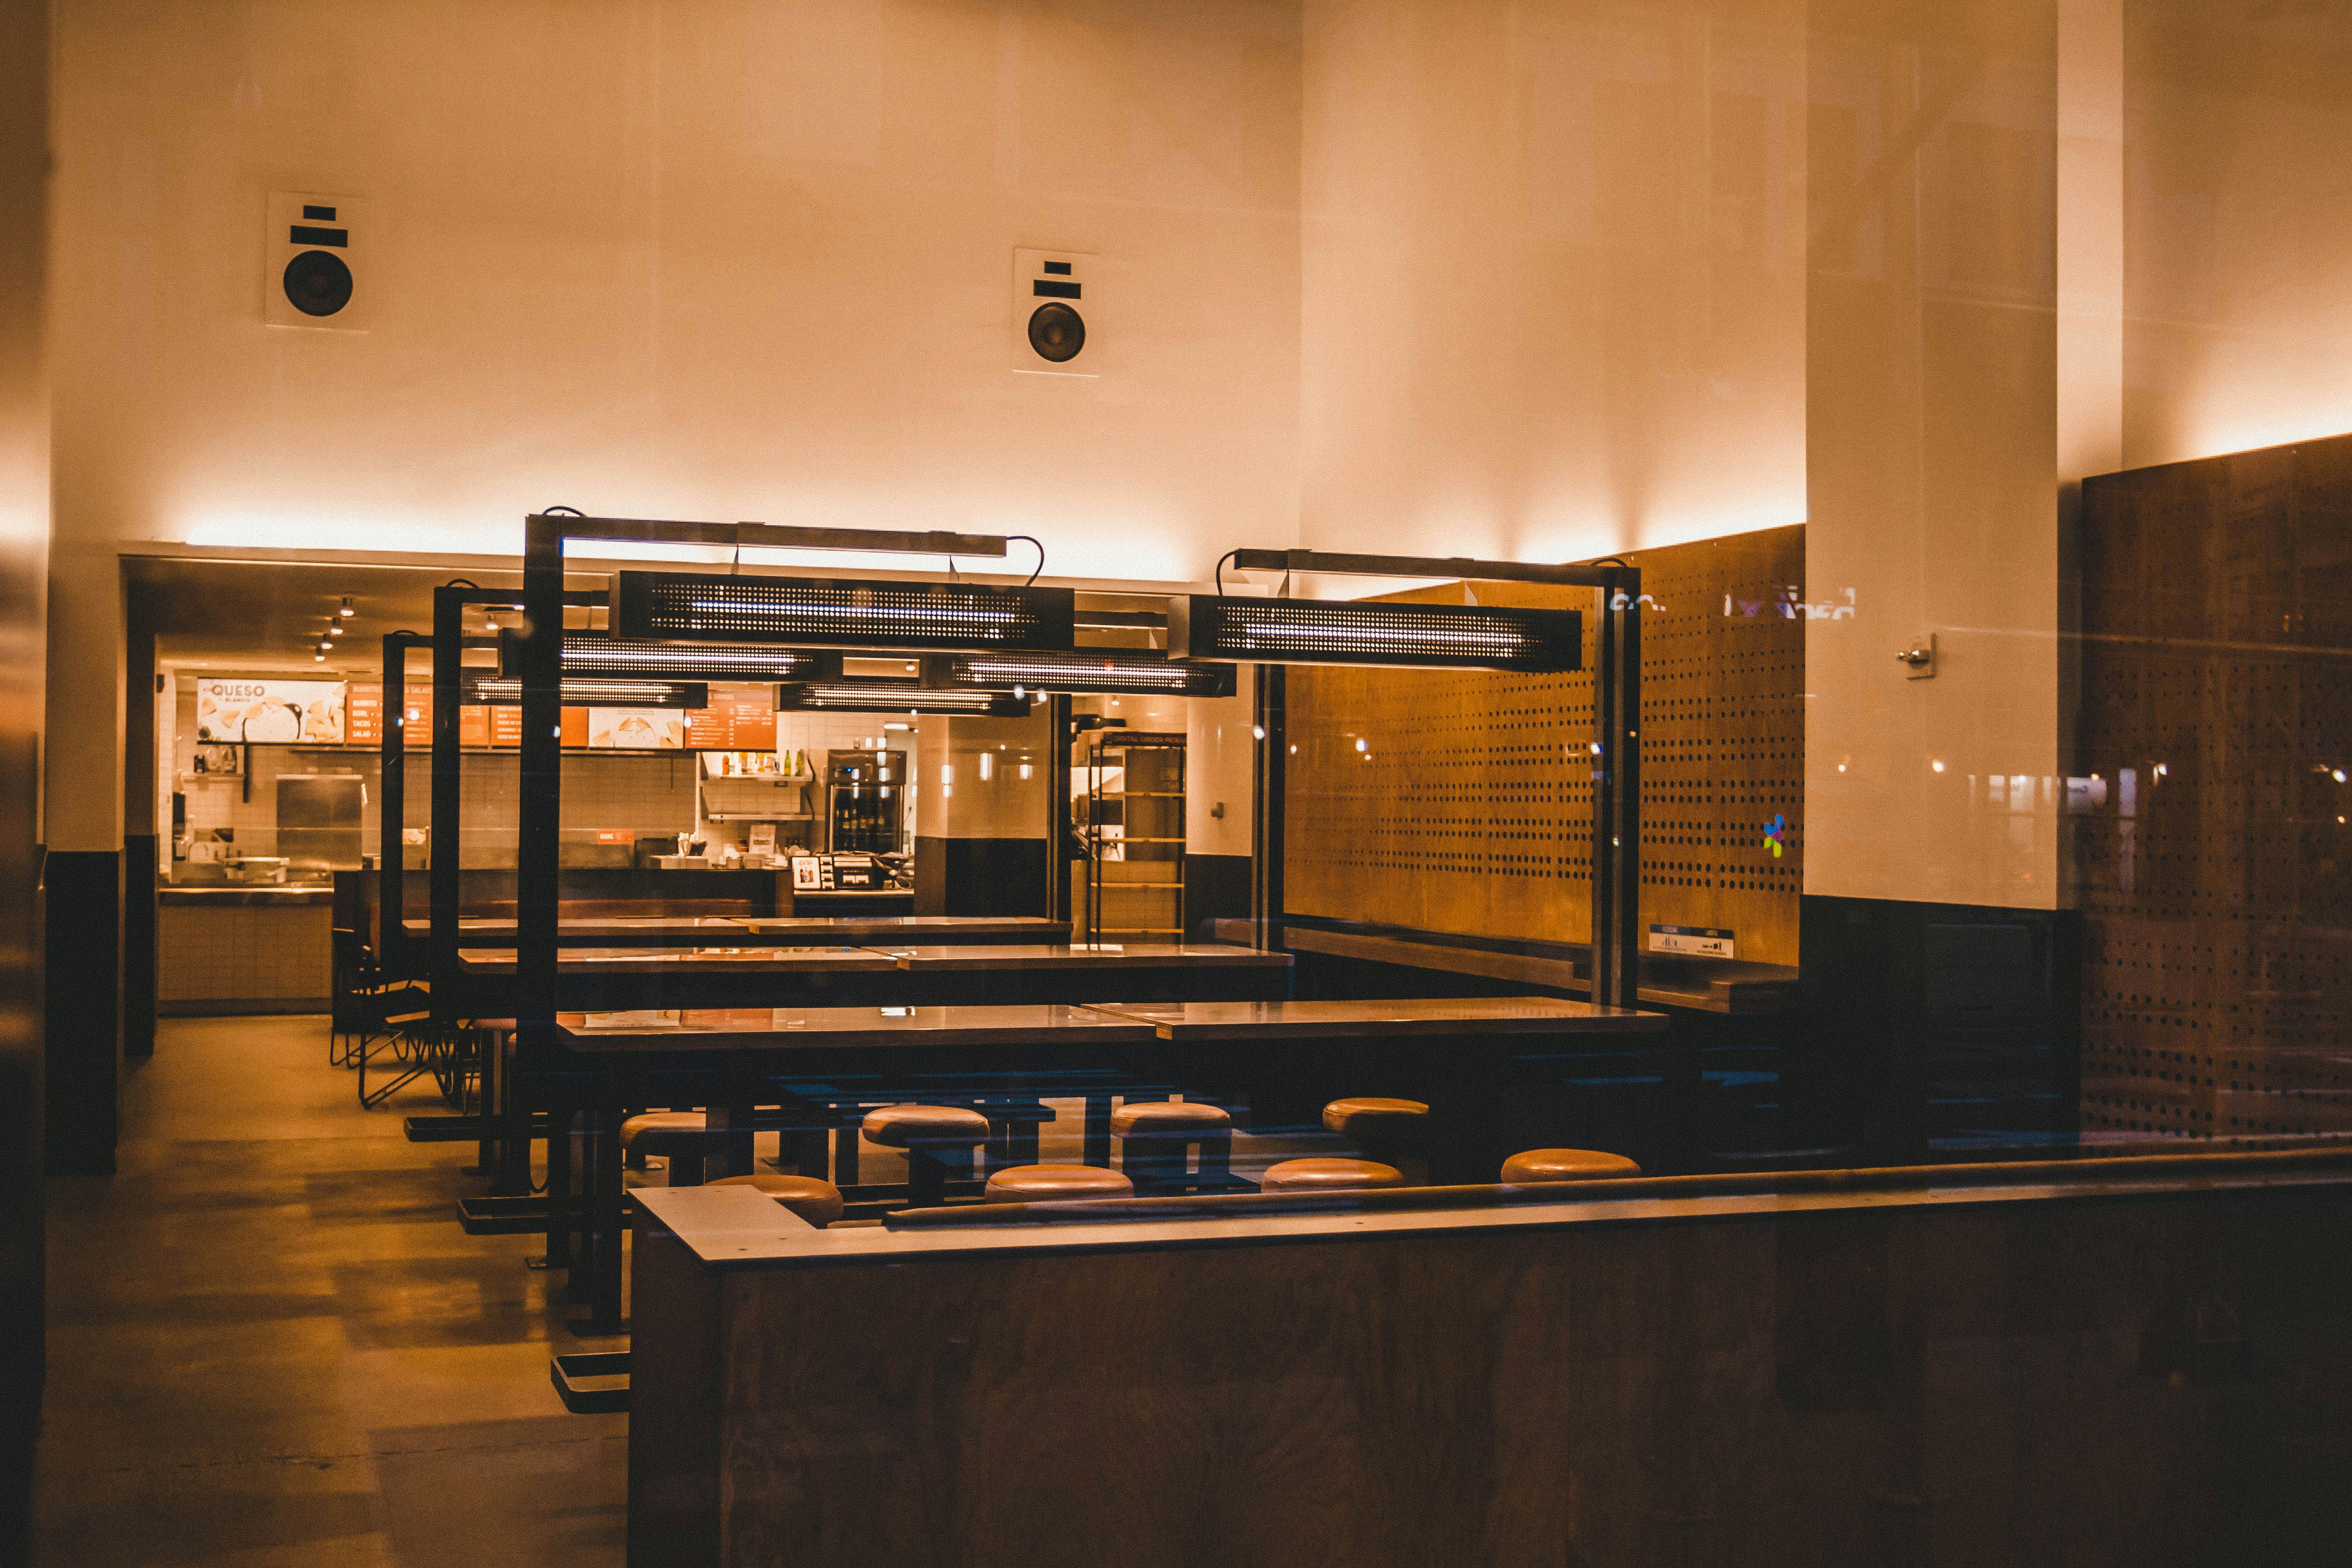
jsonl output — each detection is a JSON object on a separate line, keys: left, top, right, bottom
{"left": 283, "top": 250, "right": 353, "bottom": 318}
{"left": 1027, "top": 301, "right": 1085, "bottom": 363}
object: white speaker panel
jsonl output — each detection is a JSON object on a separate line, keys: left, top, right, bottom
{"left": 1011, "top": 248, "right": 1097, "bottom": 377}
{"left": 265, "top": 191, "right": 368, "bottom": 331}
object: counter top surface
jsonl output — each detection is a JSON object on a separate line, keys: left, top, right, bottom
{"left": 867, "top": 943, "right": 1291, "bottom": 971}
{"left": 160, "top": 885, "right": 334, "bottom": 906}
{"left": 1081, "top": 996, "right": 1668, "bottom": 1039}
{"left": 554, "top": 1002, "right": 1161, "bottom": 1052}
{"left": 639, "top": 1164, "right": 2352, "bottom": 1270}
{"left": 730, "top": 916, "right": 1071, "bottom": 941}
{"left": 459, "top": 945, "right": 901, "bottom": 975}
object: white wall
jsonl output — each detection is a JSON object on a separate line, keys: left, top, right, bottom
{"left": 45, "top": 0, "right": 1305, "bottom": 850}
{"left": 1297, "top": 0, "right": 1809, "bottom": 562}
{"left": 1183, "top": 681, "right": 1254, "bottom": 858}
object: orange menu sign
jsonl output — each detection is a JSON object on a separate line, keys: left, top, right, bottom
{"left": 459, "top": 705, "right": 588, "bottom": 749}
{"left": 346, "top": 684, "right": 432, "bottom": 747}
{"left": 684, "top": 692, "right": 777, "bottom": 750}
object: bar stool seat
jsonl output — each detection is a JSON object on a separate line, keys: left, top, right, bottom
{"left": 1321, "top": 1097, "right": 1428, "bottom": 1139}
{"left": 862, "top": 1104, "right": 994, "bottom": 1148}
{"left": 1501, "top": 1148, "right": 1642, "bottom": 1183}
{"left": 710, "top": 1172, "right": 846, "bottom": 1226}
{"left": 1259, "top": 1157, "right": 1405, "bottom": 1192}
{"left": 1111, "top": 1100, "right": 1233, "bottom": 1193}
{"left": 984, "top": 1164, "right": 1135, "bottom": 1200}
{"left": 620, "top": 1111, "right": 730, "bottom": 1187}
{"left": 863, "top": 1104, "right": 992, "bottom": 1207}
{"left": 1109, "top": 1101, "right": 1231, "bottom": 1137}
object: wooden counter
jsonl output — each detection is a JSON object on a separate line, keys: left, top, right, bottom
{"left": 628, "top": 1155, "right": 2352, "bottom": 1568}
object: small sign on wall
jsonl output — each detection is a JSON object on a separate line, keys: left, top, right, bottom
{"left": 1649, "top": 924, "right": 1736, "bottom": 960}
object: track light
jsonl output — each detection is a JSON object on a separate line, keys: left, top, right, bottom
{"left": 498, "top": 632, "right": 839, "bottom": 683}
{"left": 461, "top": 676, "right": 708, "bottom": 709}
{"left": 929, "top": 649, "right": 1237, "bottom": 697}
{"left": 1166, "top": 596, "right": 1581, "bottom": 672}
{"left": 611, "top": 570, "right": 1074, "bottom": 653}
{"left": 338, "top": 596, "right": 356, "bottom": 618}
{"left": 775, "top": 681, "right": 1031, "bottom": 717}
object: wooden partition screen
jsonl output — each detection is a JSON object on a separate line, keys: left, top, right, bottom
{"left": 1284, "top": 525, "right": 1804, "bottom": 967}
{"left": 2076, "top": 436, "right": 2352, "bottom": 1142}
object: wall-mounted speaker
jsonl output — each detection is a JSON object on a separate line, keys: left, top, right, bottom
{"left": 1012, "top": 249, "right": 1095, "bottom": 377}
{"left": 265, "top": 191, "right": 367, "bottom": 330}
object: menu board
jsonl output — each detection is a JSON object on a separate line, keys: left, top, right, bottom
{"left": 345, "top": 684, "right": 432, "bottom": 747}
{"left": 195, "top": 678, "right": 346, "bottom": 744}
{"left": 683, "top": 690, "right": 777, "bottom": 750}
{"left": 457, "top": 705, "right": 586, "bottom": 749}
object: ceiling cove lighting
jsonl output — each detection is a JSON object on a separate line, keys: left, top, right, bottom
{"left": 1166, "top": 596, "right": 1582, "bottom": 672}
{"left": 612, "top": 571, "right": 1074, "bottom": 653}
{"left": 460, "top": 676, "right": 708, "bottom": 709}
{"left": 498, "top": 632, "right": 839, "bottom": 683}
{"left": 774, "top": 681, "right": 1031, "bottom": 718}
{"left": 933, "top": 649, "right": 1238, "bottom": 698}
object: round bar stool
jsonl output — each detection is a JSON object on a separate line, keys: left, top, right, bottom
{"left": 1500, "top": 1149, "right": 1643, "bottom": 1184}
{"left": 1322, "top": 1097, "right": 1428, "bottom": 1142}
{"left": 620, "top": 1111, "right": 730, "bottom": 1187}
{"left": 983, "top": 1165, "right": 1135, "bottom": 1201}
{"left": 709, "top": 1172, "right": 847, "bottom": 1227}
{"left": 1259, "top": 1157, "right": 1405, "bottom": 1193}
{"left": 862, "top": 1104, "right": 993, "bottom": 1208}
{"left": 1112, "top": 1101, "right": 1233, "bottom": 1193}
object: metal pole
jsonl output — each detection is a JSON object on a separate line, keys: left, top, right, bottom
{"left": 1589, "top": 568, "right": 1642, "bottom": 1009}
{"left": 1250, "top": 662, "right": 1285, "bottom": 953}
{"left": 1047, "top": 695, "right": 1072, "bottom": 926}
{"left": 429, "top": 591, "right": 465, "bottom": 991}
{"left": 378, "top": 632, "right": 426, "bottom": 980}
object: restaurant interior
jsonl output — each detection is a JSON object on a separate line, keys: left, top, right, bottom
{"left": 8, "top": 0, "right": 2352, "bottom": 1564}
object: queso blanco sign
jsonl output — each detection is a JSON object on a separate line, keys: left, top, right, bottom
{"left": 195, "top": 679, "right": 346, "bottom": 744}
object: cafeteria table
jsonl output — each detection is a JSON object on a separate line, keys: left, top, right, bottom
{"left": 407, "top": 913, "right": 1074, "bottom": 947}
{"left": 544, "top": 996, "right": 1667, "bottom": 1331}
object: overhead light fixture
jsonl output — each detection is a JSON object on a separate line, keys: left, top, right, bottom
{"left": 461, "top": 676, "right": 708, "bottom": 708}
{"left": 611, "top": 570, "right": 1075, "bottom": 653}
{"left": 338, "top": 596, "right": 355, "bottom": 618}
{"left": 326, "top": 622, "right": 342, "bottom": 637}
{"left": 498, "top": 631, "right": 839, "bottom": 683}
{"left": 1166, "top": 596, "right": 1581, "bottom": 672}
{"left": 929, "top": 649, "right": 1237, "bottom": 697}
{"left": 774, "top": 680, "right": 1031, "bottom": 717}
{"left": 314, "top": 650, "right": 327, "bottom": 662}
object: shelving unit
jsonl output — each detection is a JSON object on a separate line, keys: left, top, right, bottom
{"left": 1077, "top": 730, "right": 1186, "bottom": 942}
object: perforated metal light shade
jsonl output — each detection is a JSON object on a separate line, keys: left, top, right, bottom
{"left": 613, "top": 571, "right": 1074, "bottom": 653}
{"left": 1166, "top": 595, "right": 1581, "bottom": 672}
{"left": 461, "top": 677, "right": 708, "bottom": 709}
{"left": 936, "top": 649, "right": 1236, "bottom": 697}
{"left": 775, "top": 681, "right": 1032, "bottom": 717}
{"left": 500, "top": 632, "right": 837, "bottom": 683}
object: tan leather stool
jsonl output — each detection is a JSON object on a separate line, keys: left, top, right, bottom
{"left": 862, "top": 1104, "right": 993, "bottom": 1207}
{"left": 619, "top": 1111, "right": 729, "bottom": 1187}
{"left": 1321, "top": 1097, "right": 1428, "bottom": 1141}
{"left": 983, "top": 1165, "right": 1135, "bottom": 1201}
{"left": 709, "top": 1171, "right": 847, "bottom": 1227}
{"left": 1112, "top": 1100, "right": 1233, "bottom": 1193}
{"left": 1259, "top": 1157, "right": 1405, "bottom": 1193}
{"left": 1500, "top": 1148, "right": 1642, "bottom": 1184}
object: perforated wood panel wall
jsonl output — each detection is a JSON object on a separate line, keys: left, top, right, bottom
{"left": 2076, "top": 438, "right": 2352, "bottom": 1143}
{"left": 1284, "top": 526, "right": 1805, "bottom": 965}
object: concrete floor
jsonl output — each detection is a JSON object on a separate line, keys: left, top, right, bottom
{"left": 35, "top": 1016, "right": 627, "bottom": 1567}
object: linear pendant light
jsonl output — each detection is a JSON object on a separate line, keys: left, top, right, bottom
{"left": 461, "top": 676, "right": 708, "bottom": 709}
{"left": 612, "top": 570, "right": 1075, "bottom": 653}
{"left": 1166, "top": 595, "right": 1581, "bottom": 672}
{"left": 498, "top": 631, "right": 838, "bottom": 683}
{"left": 775, "top": 680, "right": 1032, "bottom": 717}
{"left": 932, "top": 649, "right": 1237, "bottom": 698}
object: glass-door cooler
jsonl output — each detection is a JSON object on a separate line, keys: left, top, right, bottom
{"left": 824, "top": 750, "right": 906, "bottom": 854}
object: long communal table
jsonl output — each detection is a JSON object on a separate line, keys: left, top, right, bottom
{"left": 545, "top": 996, "right": 1666, "bottom": 1331}
{"left": 408, "top": 914, "right": 1073, "bottom": 948}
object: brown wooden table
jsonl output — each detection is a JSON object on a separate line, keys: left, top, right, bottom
{"left": 542, "top": 996, "right": 1666, "bottom": 1332}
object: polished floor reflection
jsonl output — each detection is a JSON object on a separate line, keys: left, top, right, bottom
{"left": 35, "top": 1016, "right": 624, "bottom": 1567}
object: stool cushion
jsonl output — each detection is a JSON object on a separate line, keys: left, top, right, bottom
{"left": 1110, "top": 1100, "right": 1233, "bottom": 1139}
{"left": 1501, "top": 1148, "right": 1642, "bottom": 1183}
{"left": 1259, "top": 1157, "right": 1406, "bottom": 1193}
{"left": 710, "top": 1172, "right": 846, "bottom": 1226}
{"left": 862, "top": 1103, "right": 993, "bottom": 1149}
{"left": 620, "top": 1111, "right": 723, "bottom": 1153}
{"left": 1321, "top": 1097, "right": 1429, "bottom": 1139}
{"left": 984, "top": 1164, "right": 1136, "bottom": 1200}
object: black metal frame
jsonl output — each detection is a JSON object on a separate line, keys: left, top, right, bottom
{"left": 1229, "top": 550, "right": 1642, "bottom": 1010}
